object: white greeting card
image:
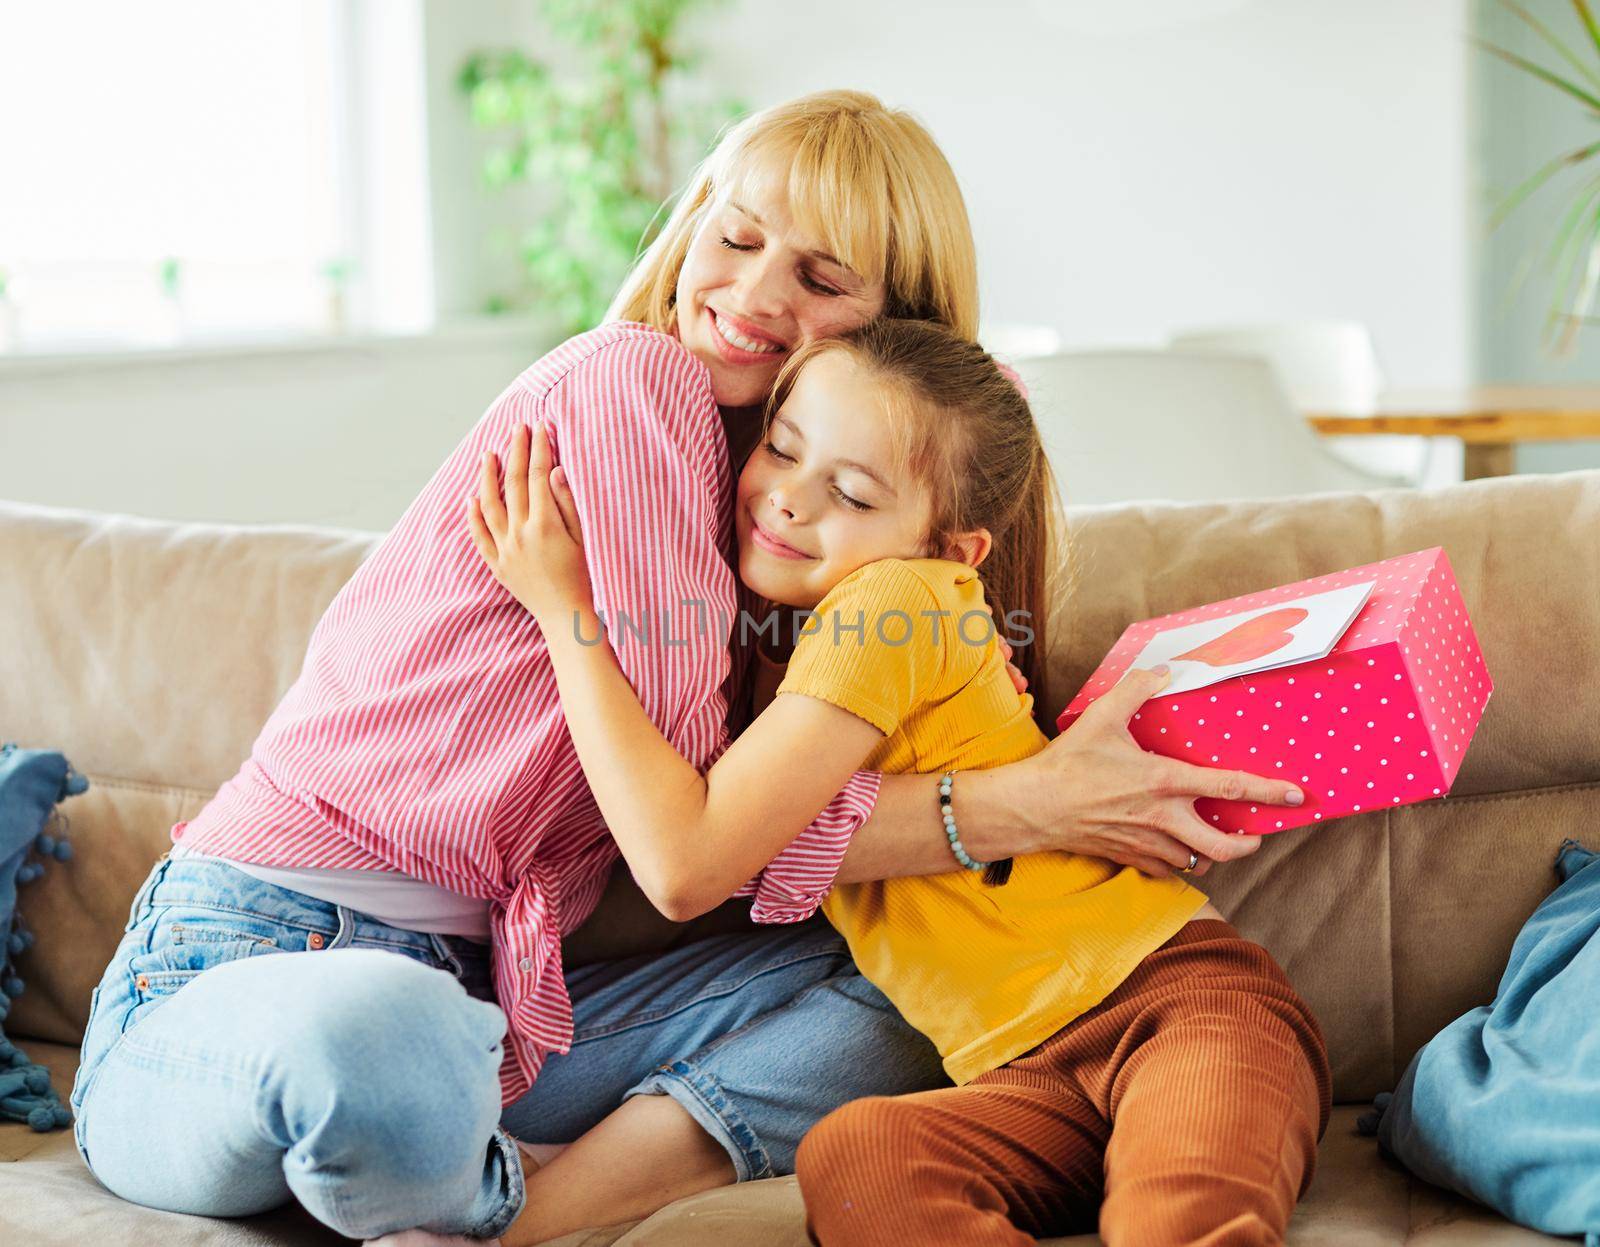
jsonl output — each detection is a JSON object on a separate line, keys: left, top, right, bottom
{"left": 1126, "top": 581, "right": 1376, "bottom": 696}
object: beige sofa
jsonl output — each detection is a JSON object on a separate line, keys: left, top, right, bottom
{"left": 2, "top": 469, "right": 1596, "bottom": 1246}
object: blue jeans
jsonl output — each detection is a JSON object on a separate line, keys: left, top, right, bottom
{"left": 72, "top": 855, "right": 522, "bottom": 1239}
{"left": 504, "top": 915, "right": 949, "bottom": 1181}
{"left": 73, "top": 855, "right": 947, "bottom": 1235}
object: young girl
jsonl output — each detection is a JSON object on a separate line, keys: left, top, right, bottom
{"left": 471, "top": 317, "right": 1332, "bottom": 1246}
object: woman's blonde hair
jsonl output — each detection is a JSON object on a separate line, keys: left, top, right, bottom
{"left": 766, "top": 319, "right": 1069, "bottom": 739}
{"left": 607, "top": 90, "right": 979, "bottom": 340}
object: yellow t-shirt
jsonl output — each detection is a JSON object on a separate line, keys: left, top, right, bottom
{"left": 778, "top": 558, "right": 1207, "bottom": 1084}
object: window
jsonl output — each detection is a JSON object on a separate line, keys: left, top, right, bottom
{"left": 0, "top": 0, "right": 432, "bottom": 353}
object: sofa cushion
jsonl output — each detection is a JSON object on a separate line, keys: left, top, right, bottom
{"left": 0, "top": 505, "right": 378, "bottom": 795}
{"left": 1197, "top": 781, "right": 1596, "bottom": 1100}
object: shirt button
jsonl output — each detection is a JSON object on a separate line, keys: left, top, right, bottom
{"left": 308, "top": 932, "right": 326, "bottom": 950}
{"left": 518, "top": 957, "right": 532, "bottom": 972}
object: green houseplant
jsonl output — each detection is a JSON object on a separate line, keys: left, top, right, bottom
{"left": 1479, "top": 0, "right": 1600, "bottom": 348}
{"left": 459, "top": 0, "right": 742, "bottom": 337}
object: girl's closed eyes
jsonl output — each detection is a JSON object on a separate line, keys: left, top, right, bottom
{"left": 758, "top": 441, "right": 875, "bottom": 514}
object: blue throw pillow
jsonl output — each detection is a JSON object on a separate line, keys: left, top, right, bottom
{"left": 1364, "top": 838, "right": 1600, "bottom": 1245}
{"left": 0, "top": 742, "right": 86, "bottom": 1131}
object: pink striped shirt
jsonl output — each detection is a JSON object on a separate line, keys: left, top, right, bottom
{"left": 174, "top": 323, "right": 881, "bottom": 1104}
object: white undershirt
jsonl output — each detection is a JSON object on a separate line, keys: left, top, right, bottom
{"left": 171, "top": 843, "right": 492, "bottom": 941}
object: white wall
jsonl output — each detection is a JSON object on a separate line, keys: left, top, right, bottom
{"left": 0, "top": 321, "right": 545, "bottom": 532}
{"left": 692, "top": 0, "right": 1473, "bottom": 387}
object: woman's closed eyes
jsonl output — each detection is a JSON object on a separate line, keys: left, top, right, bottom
{"left": 719, "top": 236, "right": 845, "bottom": 298}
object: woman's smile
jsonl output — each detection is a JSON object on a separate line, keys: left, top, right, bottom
{"left": 708, "top": 307, "right": 786, "bottom": 358}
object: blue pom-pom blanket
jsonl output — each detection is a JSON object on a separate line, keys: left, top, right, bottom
{"left": 0, "top": 742, "right": 87, "bottom": 1131}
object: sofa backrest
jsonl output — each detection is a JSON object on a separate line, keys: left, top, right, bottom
{"left": 2, "top": 469, "right": 1596, "bottom": 1103}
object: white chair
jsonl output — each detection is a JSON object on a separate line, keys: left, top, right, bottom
{"left": 1168, "top": 322, "right": 1432, "bottom": 485}
{"left": 1013, "top": 349, "right": 1409, "bottom": 507}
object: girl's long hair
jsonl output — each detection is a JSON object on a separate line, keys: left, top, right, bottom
{"left": 608, "top": 90, "right": 979, "bottom": 341}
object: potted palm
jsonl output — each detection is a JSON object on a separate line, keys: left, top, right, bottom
{"left": 1479, "top": 0, "right": 1600, "bottom": 349}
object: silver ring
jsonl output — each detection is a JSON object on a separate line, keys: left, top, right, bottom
{"left": 1180, "top": 851, "right": 1198, "bottom": 874}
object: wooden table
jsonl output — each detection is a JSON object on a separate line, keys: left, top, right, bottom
{"left": 1306, "top": 386, "right": 1600, "bottom": 480}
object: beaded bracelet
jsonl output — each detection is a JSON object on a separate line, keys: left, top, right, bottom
{"left": 940, "top": 771, "right": 1015, "bottom": 887}
{"left": 939, "top": 772, "right": 985, "bottom": 873}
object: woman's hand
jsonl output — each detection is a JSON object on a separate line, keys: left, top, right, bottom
{"left": 983, "top": 666, "right": 1305, "bottom": 878}
{"left": 468, "top": 423, "right": 592, "bottom": 621}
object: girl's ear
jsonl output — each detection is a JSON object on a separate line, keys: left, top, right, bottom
{"left": 941, "top": 528, "right": 993, "bottom": 569}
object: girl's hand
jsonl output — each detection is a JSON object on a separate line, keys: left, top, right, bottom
{"left": 468, "top": 422, "right": 591, "bottom": 621}
{"left": 1000, "top": 666, "right": 1303, "bottom": 878}
{"left": 999, "top": 636, "right": 1026, "bottom": 695}
{"left": 974, "top": 598, "right": 1027, "bottom": 694}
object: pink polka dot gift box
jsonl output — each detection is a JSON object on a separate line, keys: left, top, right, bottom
{"left": 1055, "top": 547, "right": 1492, "bottom": 834}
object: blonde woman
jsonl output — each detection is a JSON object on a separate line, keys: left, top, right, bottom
{"left": 70, "top": 92, "right": 1304, "bottom": 1244}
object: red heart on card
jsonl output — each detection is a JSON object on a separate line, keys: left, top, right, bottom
{"left": 1172, "top": 607, "right": 1308, "bottom": 667}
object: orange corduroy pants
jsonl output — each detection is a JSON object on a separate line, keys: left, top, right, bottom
{"left": 797, "top": 919, "right": 1332, "bottom": 1247}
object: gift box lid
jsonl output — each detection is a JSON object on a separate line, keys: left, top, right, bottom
{"left": 1061, "top": 548, "right": 1472, "bottom": 716}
